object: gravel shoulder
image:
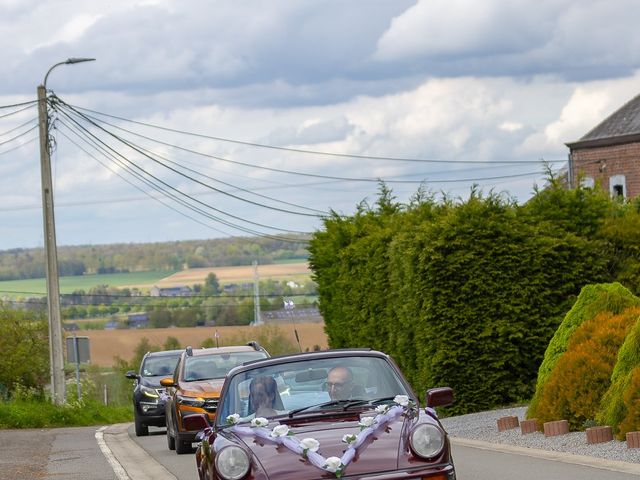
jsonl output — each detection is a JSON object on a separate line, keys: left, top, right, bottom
{"left": 440, "top": 406, "right": 640, "bottom": 465}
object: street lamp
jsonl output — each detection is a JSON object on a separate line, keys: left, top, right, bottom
{"left": 37, "top": 57, "right": 95, "bottom": 405}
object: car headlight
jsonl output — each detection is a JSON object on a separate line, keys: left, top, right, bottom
{"left": 215, "top": 445, "right": 250, "bottom": 480}
{"left": 140, "top": 385, "right": 159, "bottom": 399}
{"left": 177, "top": 394, "right": 205, "bottom": 407}
{"left": 410, "top": 423, "right": 445, "bottom": 459}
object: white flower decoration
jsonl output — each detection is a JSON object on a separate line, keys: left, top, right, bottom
{"left": 375, "top": 404, "right": 390, "bottom": 414}
{"left": 342, "top": 433, "right": 357, "bottom": 445}
{"left": 324, "top": 456, "right": 343, "bottom": 473}
{"left": 250, "top": 417, "right": 269, "bottom": 428}
{"left": 270, "top": 424, "right": 290, "bottom": 438}
{"left": 226, "top": 413, "right": 240, "bottom": 425}
{"left": 358, "top": 416, "right": 376, "bottom": 429}
{"left": 299, "top": 437, "right": 320, "bottom": 452}
{"left": 393, "top": 395, "right": 410, "bottom": 407}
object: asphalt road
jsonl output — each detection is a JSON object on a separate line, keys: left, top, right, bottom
{"left": 2, "top": 423, "right": 640, "bottom": 480}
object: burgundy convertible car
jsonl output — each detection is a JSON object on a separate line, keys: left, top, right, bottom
{"left": 189, "top": 349, "right": 456, "bottom": 480}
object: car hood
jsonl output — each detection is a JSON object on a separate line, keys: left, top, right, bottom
{"left": 232, "top": 414, "right": 410, "bottom": 478}
{"left": 179, "top": 378, "right": 225, "bottom": 396}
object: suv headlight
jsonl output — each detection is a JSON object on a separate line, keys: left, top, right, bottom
{"left": 177, "top": 394, "right": 205, "bottom": 407}
{"left": 140, "top": 385, "right": 159, "bottom": 399}
{"left": 410, "top": 424, "right": 445, "bottom": 459}
{"left": 215, "top": 445, "right": 250, "bottom": 480}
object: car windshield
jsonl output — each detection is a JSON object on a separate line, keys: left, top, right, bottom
{"left": 216, "top": 356, "right": 411, "bottom": 425}
{"left": 184, "top": 351, "right": 267, "bottom": 382}
{"left": 141, "top": 355, "right": 180, "bottom": 377}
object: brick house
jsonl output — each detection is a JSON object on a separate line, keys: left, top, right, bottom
{"left": 566, "top": 93, "right": 640, "bottom": 199}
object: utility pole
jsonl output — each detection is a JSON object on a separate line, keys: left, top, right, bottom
{"left": 253, "top": 260, "right": 262, "bottom": 325}
{"left": 37, "top": 82, "right": 65, "bottom": 405}
{"left": 38, "top": 58, "right": 95, "bottom": 405}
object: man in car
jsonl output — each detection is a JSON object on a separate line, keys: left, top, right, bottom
{"left": 327, "top": 366, "right": 365, "bottom": 400}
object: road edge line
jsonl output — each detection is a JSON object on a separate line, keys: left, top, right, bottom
{"left": 96, "top": 426, "right": 131, "bottom": 480}
{"left": 450, "top": 437, "right": 640, "bottom": 475}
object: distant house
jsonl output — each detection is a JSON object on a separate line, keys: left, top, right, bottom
{"left": 150, "top": 285, "right": 193, "bottom": 297}
{"left": 567, "top": 93, "right": 640, "bottom": 199}
{"left": 127, "top": 313, "right": 149, "bottom": 328}
{"left": 104, "top": 320, "right": 119, "bottom": 330}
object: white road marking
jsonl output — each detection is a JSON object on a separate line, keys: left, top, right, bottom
{"left": 95, "top": 426, "right": 131, "bottom": 480}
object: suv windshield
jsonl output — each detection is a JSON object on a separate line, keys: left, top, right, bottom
{"left": 216, "top": 356, "right": 411, "bottom": 425}
{"left": 141, "top": 355, "right": 180, "bottom": 377}
{"left": 184, "top": 351, "right": 267, "bottom": 382}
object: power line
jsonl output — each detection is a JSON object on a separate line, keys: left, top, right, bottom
{"left": 66, "top": 102, "right": 566, "bottom": 165}
{"left": 54, "top": 101, "right": 324, "bottom": 219}
{"left": 59, "top": 99, "right": 548, "bottom": 184}
{"left": 55, "top": 114, "right": 311, "bottom": 241}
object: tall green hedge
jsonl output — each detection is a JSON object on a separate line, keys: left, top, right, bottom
{"left": 309, "top": 183, "right": 619, "bottom": 414}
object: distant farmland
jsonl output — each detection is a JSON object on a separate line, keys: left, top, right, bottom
{"left": 72, "top": 322, "right": 327, "bottom": 367}
{"left": 0, "top": 270, "right": 175, "bottom": 297}
{"left": 0, "top": 262, "right": 311, "bottom": 298}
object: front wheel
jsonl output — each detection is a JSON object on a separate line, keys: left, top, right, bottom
{"left": 175, "top": 434, "right": 193, "bottom": 454}
{"left": 134, "top": 415, "right": 149, "bottom": 437}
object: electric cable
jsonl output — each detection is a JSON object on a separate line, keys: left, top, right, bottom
{"left": 66, "top": 102, "right": 566, "bottom": 165}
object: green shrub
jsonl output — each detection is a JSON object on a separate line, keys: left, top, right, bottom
{"left": 528, "top": 283, "right": 639, "bottom": 419}
{"left": 0, "top": 309, "right": 49, "bottom": 396}
{"left": 598, "top": 314, "right": 640, "bottom": 437}
{"left": 532, "top": 308, "right": 638, "bottom": 429}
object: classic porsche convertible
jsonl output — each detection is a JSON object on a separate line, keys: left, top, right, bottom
{"left": 188, "top": 349, "right": 456, "bottom": 480}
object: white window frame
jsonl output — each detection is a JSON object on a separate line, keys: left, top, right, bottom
{"left": 580, "top": 177, "right": 595, "bottom": 189}
{"left": 609, "top": 174, "right": 626, "bottom": 198}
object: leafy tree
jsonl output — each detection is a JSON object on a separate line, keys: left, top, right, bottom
{"left": 0, "top": 308, "right": 49, "bottom": 396}
{"left": 203, "top": 273, "right": 220, "bottom": 295}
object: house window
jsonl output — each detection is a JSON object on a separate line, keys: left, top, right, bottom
{"left": 580, "top": 177, "right": 595, "bottom": 189}
{"left": 609, "top": 174, "right": 626, "bottom": 199}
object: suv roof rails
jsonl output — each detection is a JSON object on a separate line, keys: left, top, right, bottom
{"left": 247, "top": 341, "right": 261, "bottom": 351}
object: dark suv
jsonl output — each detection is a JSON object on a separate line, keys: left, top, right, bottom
{"left": 125, "top": 349, "right": 182, "bottom": 436}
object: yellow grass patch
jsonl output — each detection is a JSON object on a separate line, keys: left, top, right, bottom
{"left": 70, "top": 322, "right": 327, "bottom": 367}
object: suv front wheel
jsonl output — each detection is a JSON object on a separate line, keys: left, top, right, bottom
{"left": 175, "top": 433, "right": 193, "bottom": 454}
{"left": 134, "top": 414, "right": 149, "bottom": 436}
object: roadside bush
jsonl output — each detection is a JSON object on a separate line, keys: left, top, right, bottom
{"left": 532, "top": 307, "right": 638, "bottom": 429}
{"left": 527, "top": 283, "right": 639, "bottom": 419}
{"left": 618, "top": 368, "right": 640, "bottom": 436}
{"left": 0, "top": 308, "right": 49, "bottom": 396}
{"left": 598, "top": 314, "right": 640, "bottom": 437}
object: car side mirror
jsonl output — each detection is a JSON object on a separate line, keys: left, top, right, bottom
{"left": 125, "top": 370, "right": 138, "bottom": 379}
{"left": 426, "top": 387, "right": 454, "bottom": 408}
{"left": 160, "top": 377, "right": 175, "bottom": 387}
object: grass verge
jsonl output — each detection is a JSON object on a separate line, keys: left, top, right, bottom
{"left": 0, "top": 399, "right": 132, "bottom": 429}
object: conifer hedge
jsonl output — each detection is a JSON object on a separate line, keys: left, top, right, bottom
{"left": 309, "top": 183, "right": 618, "bottom": 414}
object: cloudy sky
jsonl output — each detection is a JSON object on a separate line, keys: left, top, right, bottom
{"left": 2, "top": 0, "right": 640, "bottom": 250}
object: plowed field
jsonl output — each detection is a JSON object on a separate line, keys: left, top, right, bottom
{"left": 70, "top": 322, "right": 327, "bottom": 367}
